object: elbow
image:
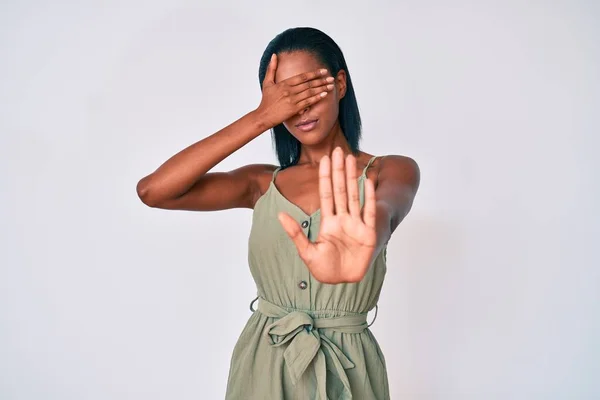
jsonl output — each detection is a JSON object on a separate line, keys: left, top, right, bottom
{"left": 136, "top": 176, "right": 160, "bottom": 207}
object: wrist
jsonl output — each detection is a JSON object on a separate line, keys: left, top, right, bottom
{"left": 249, "top": 108, "right": 272, "bottom": 133}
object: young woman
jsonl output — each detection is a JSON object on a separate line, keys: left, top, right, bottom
{"left": 137, "top": 27, "right": 420, "bottom": 399}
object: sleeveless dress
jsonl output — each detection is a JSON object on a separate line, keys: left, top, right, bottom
{"left": 225, "top": 155, "right": 390, "bottom": 399}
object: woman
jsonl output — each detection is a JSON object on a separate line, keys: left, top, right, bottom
{"left": 137, "top": 27, "right": 420, "bottom": 399}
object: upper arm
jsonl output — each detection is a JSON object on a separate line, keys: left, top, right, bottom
{"left": 147, "top": 163, "right": 276, "bottom": 211}
{"left": 374, "top": 155, "right": 421, "bottom": 237}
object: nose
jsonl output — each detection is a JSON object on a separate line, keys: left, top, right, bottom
{"left": 298, "top": 106, "right": 310, "bottom": 115}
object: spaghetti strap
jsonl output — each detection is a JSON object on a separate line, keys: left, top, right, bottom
{"left": 361, "top": 155, "right": 380, "bottom": 177}
{"left": 271, "top": 166, "right": 281, "bottom": 183}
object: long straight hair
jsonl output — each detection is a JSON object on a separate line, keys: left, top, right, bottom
{"left": 258, "top": 27, "right": 362, "bottom": 168}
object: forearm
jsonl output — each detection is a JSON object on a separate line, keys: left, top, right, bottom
{"left": 369, "top": 201, "right": 393, "bottom": 267}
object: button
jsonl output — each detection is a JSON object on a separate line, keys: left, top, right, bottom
{"left": 301, "top": 220, "right": 309, "bottom": 228}
{"left": 298, "top": 280, "right": 308, "bottom": 290}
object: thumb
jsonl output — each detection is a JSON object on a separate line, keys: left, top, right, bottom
{"left": 277, "top": 211, "right": 311, "bottom": 259}
{"left": 263, "top": 53, "right": 277, "bottom": 87}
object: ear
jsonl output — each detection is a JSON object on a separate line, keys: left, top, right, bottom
{"left": 336, "top": 69, "right": 347, "bottom": 99}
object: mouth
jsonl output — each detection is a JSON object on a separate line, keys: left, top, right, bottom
{"left": 295, "top": 119, "right": 319, "bottom": 132}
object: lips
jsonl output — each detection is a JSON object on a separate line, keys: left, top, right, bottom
{"left": 295, "top": 119, "right": 319, "bottom": 132}
{"left": 296, "top": 119, "right": 318, "bottom": 127}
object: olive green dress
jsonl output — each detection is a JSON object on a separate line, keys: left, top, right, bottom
{"left": 225, "top": 155, "right": 390, "bottom": 399}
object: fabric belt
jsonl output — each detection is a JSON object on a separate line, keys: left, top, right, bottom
{"left": 249, "top": 296, "right": 376, "bottom": 399}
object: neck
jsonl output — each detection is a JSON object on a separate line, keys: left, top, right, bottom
{"left": 297, "top": 120, "right": 355, "bottom": 167}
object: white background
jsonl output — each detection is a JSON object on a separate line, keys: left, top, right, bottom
{"left": 1, "top": 1, "right": 598, "bottom": 399}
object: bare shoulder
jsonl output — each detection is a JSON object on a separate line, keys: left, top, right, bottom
{"left": 244, "top": 163, "right": 279, "bottom": 208}
{"left": 232, "top": 163, "right": 279, "bottom": 208}
{"left": 375, "top": 154, "right": 420, "bottom": 192}
{"left": 234, "top": 162, "right": 278, "bottom": 180}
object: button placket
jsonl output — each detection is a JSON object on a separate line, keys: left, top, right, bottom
{"left": 297, "top": 216, "right": 312, "bottom": 307}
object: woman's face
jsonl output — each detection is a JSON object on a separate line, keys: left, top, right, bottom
{"left": 274, "top": 51, "right": 346, "bottom": 145}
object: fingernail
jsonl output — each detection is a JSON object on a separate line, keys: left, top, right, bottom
{"left": 320, "top": 69, "right": 328, "bottom": 75}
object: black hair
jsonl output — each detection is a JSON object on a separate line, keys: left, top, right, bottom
{"left": 258, "top": 27, "right": 362, "bottom": 168}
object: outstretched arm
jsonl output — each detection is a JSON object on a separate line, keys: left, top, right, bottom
{"left": 369, "top": 154, "right": 420, "bottom": 264}
{"left": 278, "top": 149, "right": 420, "bottom": 284}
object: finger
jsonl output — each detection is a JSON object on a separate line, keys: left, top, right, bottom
{"left": 362, "top": 177, "right": 377, "bottom": 229}
{"left": 292, "top": 83, "right": 334, "bottom": 105}
{"left": 284, "top": 68, "right": 328, "bottom": 86}
{"left": 296, "top": 91, "right": 328, "bottom": 109}
{"left": 346, "top": 154, "right": 361, "bottom": 217}
{"left": 290, "top": 75, "right": 335, "bottom": 95}
{"left": 319, "top": 155, "right": 334, "bottom": 218}
{"left": 277, "top": 211, "right": 312, "bottom": 258}
{"left": 263, "top": 53, "right": 277, "bottom": 88}
{"left": 331, "top": 147, "right": 348, "bottom": 215}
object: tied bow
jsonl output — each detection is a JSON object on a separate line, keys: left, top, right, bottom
{"left": 256, "top": 298, "right": 369, "bottom": 400}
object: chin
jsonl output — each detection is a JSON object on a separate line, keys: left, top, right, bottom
{"left": 288, "top": 122, "right": 333, "bottom": 144}
{"left": 293, "top": 129, "right": 328, "bottom": 145}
